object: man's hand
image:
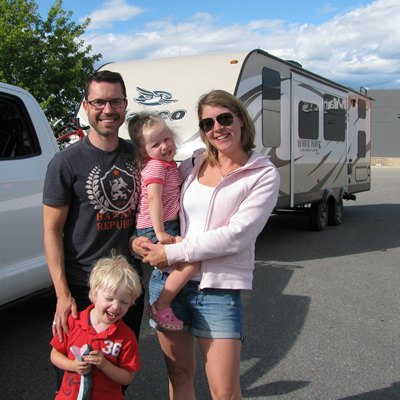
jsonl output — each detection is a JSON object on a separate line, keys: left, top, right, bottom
{"left": 52, "top": 295, "right": 78, "bottom": 342}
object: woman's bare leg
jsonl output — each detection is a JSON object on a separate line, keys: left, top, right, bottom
{"left": 198, "top": 337, "right": 242, "bottom": 400}
{"left": 157, "top": 330, "right": 197, "bottom": 400}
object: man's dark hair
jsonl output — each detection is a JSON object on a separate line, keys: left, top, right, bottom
{"left": 84, "top": 70, "right": 127, "bottom": 99}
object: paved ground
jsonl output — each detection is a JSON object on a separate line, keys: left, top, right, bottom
{"left": 1, "top": 166, "right": 399, "bottom": 400}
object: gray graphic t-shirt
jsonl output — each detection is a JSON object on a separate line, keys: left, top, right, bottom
{"left": 43, "top": 136, "right": 141, "bottom": 285}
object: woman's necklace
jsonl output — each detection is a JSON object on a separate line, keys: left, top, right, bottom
{"left": 215, "top": 153, "right": 251, "bottom": 181}
{"left": 216, "top": 163, "right": 242, "bottom": 181}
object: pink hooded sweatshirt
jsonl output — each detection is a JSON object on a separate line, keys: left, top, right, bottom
{"left": 165, "top": 148, "right": 280, "bottom": 290}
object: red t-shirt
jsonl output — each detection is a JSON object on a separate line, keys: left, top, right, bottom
{"left": 50, "top": 304, "right": 140, "bottom": 400}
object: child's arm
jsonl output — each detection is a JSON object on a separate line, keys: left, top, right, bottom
{"left": 147, "top": 182, "right": 175, "bottom": 244}
{"left": 50, "top": 347, "right": 92, "bottom": 376}
{"left": 84, "top": 350, "right": 135, "bottom": 385}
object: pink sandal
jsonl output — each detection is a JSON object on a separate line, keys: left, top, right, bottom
{"left": 146, "top": 304, "right": 183, "bottom": 331}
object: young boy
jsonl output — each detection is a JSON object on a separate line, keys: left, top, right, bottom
{"left": 50, "top": 250, "right": 142, "bottom": 399}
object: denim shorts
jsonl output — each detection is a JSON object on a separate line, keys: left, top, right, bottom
{"left": 148, "top": 269, "right": 243, "bottom": 339}
{"left": 137, "top": 220, "right": 180, "bottom": 244}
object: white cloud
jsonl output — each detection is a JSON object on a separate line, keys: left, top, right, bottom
{"left": 83, "top": 0, "right": 400, "bottom": 89}
{"left": 316, "top": 3, "right": 339, "bottom": 18}
{"left": 81, "top": 0, "right": 144, "bottom": 30}
{"left": 289, "top": 0, "right": 400, "bottom": 88}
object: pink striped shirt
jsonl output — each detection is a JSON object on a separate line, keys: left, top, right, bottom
{"left": 137, "top": 158, "right": 183, "bottom": 229}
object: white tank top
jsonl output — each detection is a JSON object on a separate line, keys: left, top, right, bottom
{"left": 182, "top": 174, "right": 215, "bottom": 239}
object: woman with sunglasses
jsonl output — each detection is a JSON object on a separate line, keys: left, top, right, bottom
{"left": 136, "top": 89, "right": 280, "bottom": 399}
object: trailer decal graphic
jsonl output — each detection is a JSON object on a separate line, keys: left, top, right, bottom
{"left": 134, "top": 87, "right": 179, "bottom": 106}
{"left": 309, "top": 160, "right": 343, "bottom": 191}
{"left": 308, "top": 152, "right": 331, "bottom": 175}
{"left": 324, "top": 96, "right": 346, "bottom": 111}
{"left": 334, "top": 158, "right": 346, "bottom": 183}
{"left": 298, "top": 139, "right": 321, "bottom": 151}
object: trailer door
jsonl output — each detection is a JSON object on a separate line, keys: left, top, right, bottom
{"left": 291, "top": 73, "right": 348, "bottom": 206}
{"left": 346, "top": 95, "right": 371, "bottom": 194}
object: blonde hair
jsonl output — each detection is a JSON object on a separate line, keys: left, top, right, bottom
{"left": 89, "top": 250, "right": 142, "bottom": 306}
{"left": 197, "top": 89, "right": 256, "bottom": 166}
{"left": 128, "top": 112, "right": 179, "bottom": 169}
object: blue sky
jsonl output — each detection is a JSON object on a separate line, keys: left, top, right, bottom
{"left": 35, "top": 0, "right": 400, "bottom": 89}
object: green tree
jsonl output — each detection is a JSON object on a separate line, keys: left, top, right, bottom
{"left": 0, "top": 0, "right": 102, "bottom": 120}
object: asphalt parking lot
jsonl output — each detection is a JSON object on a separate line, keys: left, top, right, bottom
{"left": 1, "top": 166, "right": 399, "bottom": 400}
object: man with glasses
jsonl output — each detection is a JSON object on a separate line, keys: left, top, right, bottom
{"left": 43, "top": 71, "right": 145, "bottom": 390}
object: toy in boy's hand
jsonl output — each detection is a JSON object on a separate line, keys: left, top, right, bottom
{"left": 70, "top": 344, "right": 93, "bottom": 400}
{"left": 70, "top": 343, "right": 93, "bottom": 361}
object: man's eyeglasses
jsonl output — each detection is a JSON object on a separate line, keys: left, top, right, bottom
{"left": 87, "top": 98, "right": 126, "bottom": 110}
{"left": 199, "top": 112, "right": 239, "bottom": 132}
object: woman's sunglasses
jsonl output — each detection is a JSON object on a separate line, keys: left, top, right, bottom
{"left": 199, "top": 112, "right": 239, "bottom": 132}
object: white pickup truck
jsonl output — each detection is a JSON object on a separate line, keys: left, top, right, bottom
{"left": 0, "top": 82, "right": 59, "bottom": 307}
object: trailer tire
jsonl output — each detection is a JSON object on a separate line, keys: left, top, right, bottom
{"left": 328, "top": 199, "right": 343, "bottom": 226}
{"left": 310, "top": 200, "right": 329, "bottom": 231}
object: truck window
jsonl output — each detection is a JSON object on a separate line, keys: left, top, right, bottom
{"left": 323, "top": 94, "right": 346, "bottom": 142}
{"left": 299, "top": 101, "right": 319, "bottom": 139}
{"left": 0, "top": 94, "right": 41, "bottom": 159}
{"left": 262, "top": 67, "right": 281, "bottom": 147}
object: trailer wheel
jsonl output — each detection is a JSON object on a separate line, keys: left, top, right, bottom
{"left": 310, "top": 200, "right": 329, "bottom": 231}
{"left": 328, "top": 199, "right": 343, "bottom": 226}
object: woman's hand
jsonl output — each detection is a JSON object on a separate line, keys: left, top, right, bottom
{"left": 130, "top": 236, "right": 152, "bottom": 258}
{"left": 142, "top": 242, "right": 169, "bottom": 269}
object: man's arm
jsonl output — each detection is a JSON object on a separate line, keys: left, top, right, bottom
{"left": 43, "top": 204, "right": 78, "bottom": 341}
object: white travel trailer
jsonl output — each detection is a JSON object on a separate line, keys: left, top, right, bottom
{"left": 78, "top": 49, "right": 371, "bottom": 230}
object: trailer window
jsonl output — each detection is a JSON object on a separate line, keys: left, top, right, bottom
{"left": 299, "top": 101, "right": 319, "bottom": 139}
{"left": 0, "top": 94, "right": 41, "bottom": 159}
{"left": 358, "top": 99, "right": 366, "bottom": 119}
{"left": 358, "top": 130, "right": 366, "bottom": 158}
{"left": 323, "top": 94, "right": 346, "bottom": 142}
{"left": 262, "top": 67, "right": 281, "bottom": 147}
